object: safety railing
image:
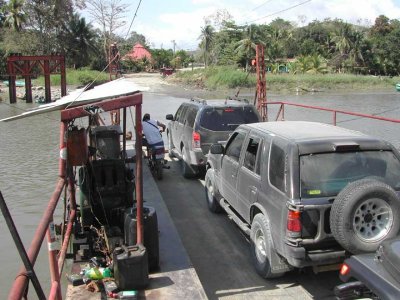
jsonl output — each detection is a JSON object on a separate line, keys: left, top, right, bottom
{"left": 266, "top": 101, "right": 400, "bottom": 125}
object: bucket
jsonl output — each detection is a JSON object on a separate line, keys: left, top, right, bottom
{"left": 67, "top": 128, "right": 88, "bottom": 166}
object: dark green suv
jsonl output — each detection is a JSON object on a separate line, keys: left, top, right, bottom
{"left": 166, "top": 97, "right": 261, "bottom": 178}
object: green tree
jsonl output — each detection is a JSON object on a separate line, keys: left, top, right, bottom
{"left": 3, "top": 0, "right": 26, "bottom": 31}
{"left": 63, "top": 13, "right": 97, "bottom": 68}
{"left": 199, "top": 24, "right": 215, "bottom": 67}
{"left": 235, "top": 24, "right": 260, "bottom": 71}
{"left": 150, "top": 48, "right": 173, "bottom": 69}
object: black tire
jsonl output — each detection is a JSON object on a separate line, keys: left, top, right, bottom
{"left": 155, "top": 160, "right": 163, "bottom": 180}
{"left": 330, "top": 179, "right": 400, "bottom": 254}
{"left": 250, "top": 214, "right": 285, "bottom": 279}
{"left": 204, "top": 168, "right": 222, "bottom": 213}
{"left": 181, "top": 147, "right": 196, "bottom": 178}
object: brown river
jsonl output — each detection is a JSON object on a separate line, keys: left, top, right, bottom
{"left": 0, "top": 75, "right": 399, "bottom": 299}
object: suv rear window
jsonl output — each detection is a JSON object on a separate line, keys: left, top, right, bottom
{"left": 199, "top": 107, "right": 259, "bottom": 131}
{"left": 300, "top": 151, "right": 400, "bottom": 198}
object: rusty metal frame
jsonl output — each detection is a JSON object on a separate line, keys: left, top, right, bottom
{"left": 256, "top": 44, "right": 267, "bottom": 121}
{"left": 6, "top": 54, "right": 67, "bottom": 104}
{"left": 267, "top": 101, "right": 400, "bottom": 125}
{"left": 9, "top": 93, "right": 144, "bottom": 299}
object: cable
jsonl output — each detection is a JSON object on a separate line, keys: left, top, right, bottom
{"left": 243, "top": 0, "right": 312, "bottom": 24}
{"left": 124, "top": 0, "right": 143, "bottom": 40}
{"left": 251, "top": 0, "right": 275, "bottom": 11}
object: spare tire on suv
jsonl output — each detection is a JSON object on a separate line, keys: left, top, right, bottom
{"left": 330, "top": 178, "right": 400, "bottom": 254}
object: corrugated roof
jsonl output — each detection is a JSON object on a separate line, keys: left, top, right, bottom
{"left": 124, "top": 43, "right": 152, "bottom": 60}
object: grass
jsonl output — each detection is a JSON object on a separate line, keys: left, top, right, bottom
{"left": 33, "top": 68, "right": 109, "bottom": 87}
{"left": 172, "top": 66, "right": 400, "bottom": 93}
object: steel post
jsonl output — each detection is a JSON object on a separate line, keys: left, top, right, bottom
{"left": 135, "top": 104, "right": 144, "bottom": 244}
{"left": 44, "top": 60, "right": 51, "bottom": 103}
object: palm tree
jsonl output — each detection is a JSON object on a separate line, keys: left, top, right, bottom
{"left": 4, "top": 0, "right": 26, "bottom": 31}
{"left": 332, "top": 23, "right": 352, "bottom": 57}
{"left": 199, "top": 24, "right": 215, "bottom": 67}
{"left": 235, "top": 24, "right": 260, "bottom": 71}
{"left": 65, "top": 13, "right": 96, "bottom": 68}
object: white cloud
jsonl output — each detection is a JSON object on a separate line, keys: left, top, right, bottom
{"left": 119, "top": 0, "right": 400, "bottom": 50}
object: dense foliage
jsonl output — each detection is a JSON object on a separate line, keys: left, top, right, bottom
{"left": 1, "top": 2, "right": 400, "bottom": 79}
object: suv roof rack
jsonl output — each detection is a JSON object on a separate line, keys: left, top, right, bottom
{"left": 225, "top": 96, "right": 249, "bottom": 104}
{"left": 190, "top": 97, "right": 207, "bottom": 105}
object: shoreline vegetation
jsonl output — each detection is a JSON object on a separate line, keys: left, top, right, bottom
{"left": 170, "top": 66, "right": 400, "bottom": 94}
{"left": 13, "top": 67, "right": 400, "bottom": 98}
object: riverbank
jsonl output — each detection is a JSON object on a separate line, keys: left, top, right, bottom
{"left": 168, "top": 67, "right": 400, "bottom": 95}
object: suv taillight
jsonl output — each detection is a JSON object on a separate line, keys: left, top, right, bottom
{"left": 287, "top": 210, "right": 302, "bottom": 235}
{"left": 340, "top": 263, "right": 350, "bottom": 276}
{"left": 192, "top": 131, "right": 201, "bottom": 149}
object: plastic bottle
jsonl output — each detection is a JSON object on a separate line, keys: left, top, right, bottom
{"left": 118, "top": 290, "right": 138, "bottom": 299}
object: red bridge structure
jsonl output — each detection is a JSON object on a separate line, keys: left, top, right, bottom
{"left": 6, "top": 54, "right": 67, "bottom": 104}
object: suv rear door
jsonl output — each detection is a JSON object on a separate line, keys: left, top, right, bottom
{"left": 172, "top": 104, "right": 188, "bottom": 153}
{"left": 220, "top": 129, "right": 248, "bottom": 208}
{"left": 235, "top": 132, "right": 263, "bottom": 222}
{"left": 197, "top": 106, "right": 260, "bottom": 155}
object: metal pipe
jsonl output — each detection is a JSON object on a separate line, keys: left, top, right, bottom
{"left": 59, "top": 122, "right": 67, "bottom": 178}
{"left": 9, "top": 178, "right": 65, "bottom": 300}
{"left": 268, "top": 101, "right": 400, "bottom": 124}
{"left": 123, "top": 108, "right": 127, "bottom": 159}
{"left": 48, "top": 281, "right": 60, "bottom": 300}
{"left": 46, "top": 218, "right": 62, "bottom": 300}
{"left": 58, "top": 209, "right": 76, "bottom": 273}
{"left": 58, "top": 169, "right": 77, "bottom": 273}
{"left": 135, "top": 104, "right": 144, "bottom": 244}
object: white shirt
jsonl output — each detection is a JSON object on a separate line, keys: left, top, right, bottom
{"left": 142, "top": 119, "right": 163, "bottom": 145}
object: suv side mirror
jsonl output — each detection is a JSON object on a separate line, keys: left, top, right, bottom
{"left": 210, "top": 143, "right": 224, "bottom": 155}
{"left": 166, "top": 114, "right": 174, "bottom": 121}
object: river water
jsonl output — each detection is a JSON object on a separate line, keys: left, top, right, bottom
{"left": 0, "top": 88, "right": 399, "bottom": 299}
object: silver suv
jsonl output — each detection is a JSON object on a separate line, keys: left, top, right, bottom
{"left": 206, "top": 121, "right": 400, "bottom": 278}
{"left": 166, "top": 97, "right": 261, "bottom": 178}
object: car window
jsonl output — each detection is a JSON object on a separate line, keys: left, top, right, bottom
{"left": 176, "top": 106, "right": 188, "bottom": 123}
{"left": 269, "top": 142, "right": 285, "bottom": 192}
{"left": 243, "top": 137, "right": 261, "bottom": 174}
{"left": 174, "top": 105, "right": 185, "bottom": 122}
{"left": 199, "top": 107, "right": 259, "bottom": 131}
{"left": 186, "top": 107, "right": 198, "bottom": 127}
{"left": 225, "top": 132, "right": 246, "bottom": 162}
{"left": 300, "top": 150, "right": 400, "bottom": 198}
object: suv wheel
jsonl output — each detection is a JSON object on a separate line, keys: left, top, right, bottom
{"left": 330, "top": 179, "right": 400, "bottom": 254}
{"left": 205, "top": 168, "right": 222, "bottom": 213}
{"left": 250, "top": 214, "right": 285, "bottom": 279}
{"left": 181, "top": 147, "right": 196, "bottom": 178}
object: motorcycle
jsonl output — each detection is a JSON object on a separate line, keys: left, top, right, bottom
{"left": 334, "top": 237, "right": 400, "bottom": 300}
{"left": 143, "top": 133, "right": 169, "bottom": 180}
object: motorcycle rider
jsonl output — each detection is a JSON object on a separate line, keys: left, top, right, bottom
{"left": 142, "top": 113, "right": 166, "bottom": 155}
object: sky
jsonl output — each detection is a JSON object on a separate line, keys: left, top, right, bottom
{"left": 85, "top": 0, "right": 400, "bottom": 51}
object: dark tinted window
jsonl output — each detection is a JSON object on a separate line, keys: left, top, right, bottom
{"left": 199, "top": 106, "right": 259, "bottom": 131}
{"left": 176, "top": 106, "right": 188, "bottom": 123}
{"left": 186, "top": 107, "right": 198, "bottom": 127}
{"left": 225, "top": 132, "right": 245, "bottom": 162}
{"left": 174, "top": 105, "right": 185, "bottom": 122}
{"left": 269, "top": 142, "right": 285, "bottom": 192}
{"left": 300, "top": 150, "right": 400, "bottom": 198}
{"left": 243, "top": 137, "right": 261, "bottom": 174}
